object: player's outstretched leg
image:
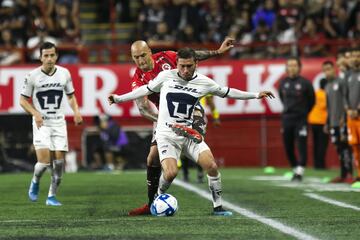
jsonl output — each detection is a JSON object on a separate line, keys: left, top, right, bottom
{"left": 157, "top": 158, "right": 178, "bottom": 195}
{"left": 198, "top": 150, "right": 232, "bottom": 216}
{"left": 129, "top": 145, "right": 161, "bottom": 216}
{"left": 28, "top": 162, "right": 49, "bottom": 202}
{"left": 46, "top": 159, "right": 64, "bottom": 206}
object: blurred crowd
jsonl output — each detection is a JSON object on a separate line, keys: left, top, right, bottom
{"left": 0, "top": 0, "right": 359, "bottom": 65}
{"left": 0, "top": 0, "right": 80, "bottom": 65}
{"left": 136, "top": 0, "right": 359, "bottom": 58}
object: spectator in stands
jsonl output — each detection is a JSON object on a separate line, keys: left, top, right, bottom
{"left": 203, "top": 0, "right": 224, "bottom": 43}
{"left": 277, "top": 0, "right": 305, "bottom": 36}
{"left": 147, "top": 21, "right": 175, "bottom": 47}
{"left": 323, "top": 0, "right": 348, "bottom": 38}
{"left": 92, "top": 114, "right": 128, "bottom": 171}
{"left": 252, "top": 20, "right": 272, "bottom": 59}
{"left": 0, "top": 28, "right": 21, "bottom": 65}
{"left": 0, "top": 0, "right": 27, "bottom": 46}
{"left": 300, "top": 17, "right": 327, "bottom": 57}
{"left": 52, "top": 2, "right": 80, "bottom": 63}
{"left": 252, "top": 0, "right": 276, "bottom": 31}
{"left": 137, "top": 0, "right": 167, "bottom": 40}
{"left": 272, "top": 19, "right": 296, "bottom": 58}
{"left": 177, "top": 24, "right": 201, "bottom": 43}
{"left": 308, "top": 78, "right": 329, "bottom": 169}
{"left": 27, "top": 26, "right": 57, "bottom": 62}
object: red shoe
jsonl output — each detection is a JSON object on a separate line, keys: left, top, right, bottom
{"left": 170, "top": 124, "right": 203, "bottom": 143}
{"left": 128, "top": 204, "right": 151, "bottom": 216}
{"left": 330, "top": 176, "right": 344, "bottom": 183}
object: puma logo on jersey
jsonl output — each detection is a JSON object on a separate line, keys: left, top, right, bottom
{"left": 174, "top": 85, "right": 200, "bottom": 93}
{"left": 41, "top": 83, "right": 62, "bottom": 88}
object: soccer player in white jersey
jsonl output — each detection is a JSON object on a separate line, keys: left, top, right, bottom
{"left": 108, "top": 48, "right": 274, "bottom": 215}
{"left": 20, "top": 42, "right": 83, "bottom": 206}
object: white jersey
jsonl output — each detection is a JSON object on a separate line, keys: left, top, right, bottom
{"left": 21, "top": 65, "right": 75, "bottom": 126}
{"left": 147, "top": 69, "right": 229, "bottom": 134}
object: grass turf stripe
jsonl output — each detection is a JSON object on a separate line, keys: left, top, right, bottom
{"left": 304, "top": 193, "right": 360, "bottom": 211}
{"left": 174, "top": 179, "right": 319, "bottom": 240}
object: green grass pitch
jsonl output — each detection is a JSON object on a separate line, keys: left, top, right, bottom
{"left": 0, "top": 168, "right": 360, "bottom": 239}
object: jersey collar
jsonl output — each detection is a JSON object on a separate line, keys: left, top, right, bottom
{"left": 177, "top": 72, "right": 198, "bottom": 81}
{"left": 41, "top": 67, "right": 57, "bottom": 76}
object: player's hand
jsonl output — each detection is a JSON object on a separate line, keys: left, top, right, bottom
{"left": 34, "top": 112, "right": 43, "bottom": 129}
{"left": 108, "top": 94, "right": 117, "bottom": 105}
{"left": 217, "top": 36, "right": 235, "bottom": 54}
{"left": 74, "top": 113, "right": 83, "bottom": 125}
{"left": 258, "top": 91, "right": 275, "bottom": 99}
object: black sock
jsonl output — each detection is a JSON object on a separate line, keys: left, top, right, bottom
{"left": 147, "top": 166, "right": 162, "bottom": 206}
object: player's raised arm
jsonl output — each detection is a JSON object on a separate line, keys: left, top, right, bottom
{"left": 108, "top": 85, "right": 153, "bottom": 105}
{"left": 210, "top": 85, "right": 275, "bottom": 100}
{"left": 194, "top": 37, "right": 234, "bottom": 61}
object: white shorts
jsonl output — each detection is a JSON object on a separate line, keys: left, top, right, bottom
{"left": 33, "top": 124, "right": 68, "bottom": 151}
{"left": 156, "top": 131, "right": 210, "bottom": 163}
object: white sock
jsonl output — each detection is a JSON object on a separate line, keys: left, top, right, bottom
{"left": 48, "top": 159, "right": 64, "bottom": 197}
{"left": 207, "top": 173, "right": 222, "bottom": 208}
{"left": 294, "top": 166, "right": 305, "bottom": 175}
{"left": 157, "top": 173, "right": 172, "bottom": 195}
{"left": 32, "top": 162, "right": 49, "bottom": 183}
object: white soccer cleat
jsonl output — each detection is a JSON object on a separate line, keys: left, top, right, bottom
{"left": 46, "top": 196, "right": 62, "bottom": 206}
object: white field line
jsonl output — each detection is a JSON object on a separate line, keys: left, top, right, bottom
{"left": 173, "top": 179, "right": 319, "bottom": 240}
{"left": 304, "top": 193, "right": 360, "bottom": 211}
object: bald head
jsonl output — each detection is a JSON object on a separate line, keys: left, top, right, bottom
{"left": 131, "top": 40, "right": 153, "bottom": 72}
{"left": 131, "top": 40, "right": 150, "bottom": 54}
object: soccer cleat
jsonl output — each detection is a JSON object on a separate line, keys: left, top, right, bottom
{"left": 213, "top": 206, "right": 233, "bottom": 216}
{"left": 28, "top": 181, "right": 39, "bottom": 202}
{"left": 128, "top": 204, "right": 151, "bottom": 216}
{"left": 46, "top": 196, "right": 62, "bottom": 206}
{"left": 170, "top": 124, "right": 203, "bottom": 143}
{"left": 291, "top": 174, "right": 302, "bottom": 182}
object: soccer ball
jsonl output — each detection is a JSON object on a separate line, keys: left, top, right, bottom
{"left": 150, "top": 193, "right": 178, "bottom": 217}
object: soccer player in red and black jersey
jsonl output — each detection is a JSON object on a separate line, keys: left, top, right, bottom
{"left": 128, "top": 38, "right": 234, "bottom": 215}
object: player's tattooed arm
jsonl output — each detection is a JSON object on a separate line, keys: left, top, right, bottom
{"left": 194, "top": 37, "right": 235, "bottom": 61}
{"left": 136, "top": 96, "right": 158, "bottom": 122}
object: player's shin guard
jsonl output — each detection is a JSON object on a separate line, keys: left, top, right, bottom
{"left": 147, "top": 166, "right": 162, "bottom": 205}
{"left": 48, "top": 159, "right": 64, "bottom": 197}
{"left": 157, "top": 173, "right": 171, "bottom": 195}
{"left": 207, "top": 173, "right": 222, "bottom": 208}
{"left": 32, "top": 162, "right": 49, "bottom": 183}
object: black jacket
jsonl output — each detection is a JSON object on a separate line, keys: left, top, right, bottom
{"left": 278, "top": 75, "right": 315, "bottom": 122}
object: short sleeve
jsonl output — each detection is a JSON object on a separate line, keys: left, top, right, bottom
{"left": 21, "top": 73, "right": 33, "bottom": 98}
{"left": 147, "top": 71, "right": 167, "bottom": 93}
{"left": 64, "top": 69, "right": 75, "bottom": 95}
